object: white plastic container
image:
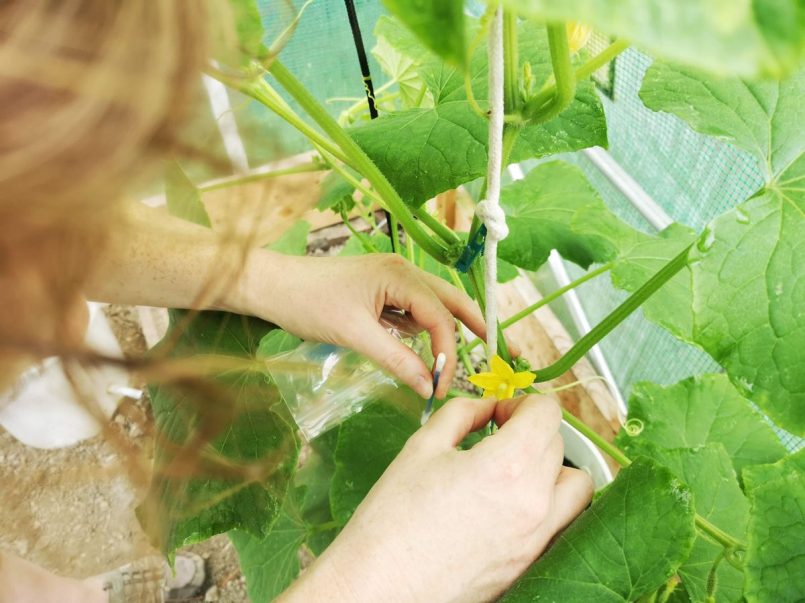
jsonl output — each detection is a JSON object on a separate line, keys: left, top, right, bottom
{"left": 0, "top": 303, "right": 131, "bottom": 449}
{"left": 560, "top": 419, "right": 613, "bottom": 488}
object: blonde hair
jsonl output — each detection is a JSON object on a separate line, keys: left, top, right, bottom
{"left": 0, "top": 0, "right": 211, "bottom": 231}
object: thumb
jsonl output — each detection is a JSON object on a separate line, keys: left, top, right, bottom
{"left": 350, "top": 321, "right": 434, "bottom": 398}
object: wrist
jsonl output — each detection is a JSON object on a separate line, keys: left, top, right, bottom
{"left": 279, "top": 536, "right": 418, "bottom": 603}
{"left": 219, "top": 248, "right": 297, "bottom": 320}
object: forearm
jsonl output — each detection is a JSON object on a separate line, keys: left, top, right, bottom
{"left": 84, "top": 201, "right": 283, "bottom": 315}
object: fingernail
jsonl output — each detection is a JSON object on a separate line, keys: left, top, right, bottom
{"left": 416, "top": 375, "right": 433, "bottom": 398}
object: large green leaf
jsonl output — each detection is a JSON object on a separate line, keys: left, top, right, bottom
{"left": 138, "top": 311, "right": 298, "bottom": 555}
{"left": 231, "top": 435, "right": 341, "bottom": 602}
{"left": 498, "top": 161, "right": 638, "bottom": 270}
{"left": 381, "top": 0, "right": 466, "bottom": 70}
{"left": 350, "top": 20, "right": 607, "bottom": 207}
{"left": 503, "top": 457, "right": 697, "bottom": 602}
{"left": 350, "top": 102, "right": 489, "bottom": 207}
{"left": 640, "top": 65, "right": 805, "bottom": 180}
{"left": 503, "top": 0, "right": 803, "bottom": 77}
{"left": 229, "top": 486, "right": 308, "bottom": 602}
{"left": 610, "top": 223, "right": 697, "bottom": 343}
{"left": 615, "top": 374, "right": 787, "bottom": 479}
{"left": 209, "top": 0, "right": 269, "bottom": 68}
{"left": 642, "top": 445, "right": 750, "bottom": 603}
{"left": 742, "top": 449, "right": 805, "bottom": 602}
{"left": 642, "top": 65, "right": 805, "bottom": 434}
{"left": 690, "top": 155, "right": 805, "bottom": 434}
{"left": 164, "top": 162, "right": 212, "bottom": 228}
{"left": 371, "top": 30, "right": 431, "bottom": 110}
{"left": 266, "top": 220, "right": 310, "bottom": 255}
{"left": 330, "top": 399, "right": 421, "bottom": 525}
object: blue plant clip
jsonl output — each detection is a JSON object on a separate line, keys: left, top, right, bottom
{"left": 455, "top": 225, "right": 487, "bottom": 273}
{"left": 421, "top": 352, "right": 447, "bottom": 425}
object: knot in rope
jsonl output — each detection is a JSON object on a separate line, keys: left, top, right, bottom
{"left": 476, "top": 200, "right": 509, "bottom": 241}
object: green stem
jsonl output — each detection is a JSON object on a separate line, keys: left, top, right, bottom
{"left": 461, "top": 262, "right": 614, "bottom": 354}
{"left": 269, "top": 61, "right": 455, "bottom": 264}
{"left": 309, "top": 519, "right": 339, "bottom": 533}
{"left": 317, "top": 146, "right": 385, "bottom": 209}
{"left": 405, "top": 229, "right": 415, "bottom": 263}
{"left": 446, "top": 268, "right": 478, "bottom": 377}
{"left": 340, "top": 209, "right": 378, "bottom": 253}
{"left": 576, "top": 38, "right": 629, "bottom": 80}
{"left": 706, "top": 550, "right": 724, "bottom": 600}
{"left": 503, "top": 10, "right": 520, "bottom": 114}
{"left": 413, "top": 206, "right": 462, "bottom": 246}
{"left": 522, "top": 23, "right": 576, "bottom": 124}
{"left": 524, "top": 38, "right": 629, "bottom": 120}
{"left": 696, "top": 517, "right": 745, "bottom": 552}
{"left": 243, "top": 78, "right": 351, "bottom": 166}
{"left": 534, "top": 246, "right": 692, "bottom": 382}
{"left": 558, "top": 406, "right": 631, "bottom": 467}
{"left": 449, "top": 388, "right": 480, "bottom": 399}
{"left": 199, "top": 162, "right": 326, "bottom": 192}
{"left": 657, "top": 578, "right": 680, "bottom": 603}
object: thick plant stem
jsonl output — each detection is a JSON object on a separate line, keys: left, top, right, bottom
{"left": 462, "top": 262, "right": 614, "bottom": 353}
{"left": 413, "top": 206, "right": 462, "bottom": 246}
{"left": 468, "top": 262, "right": 511, "bottom": 365}
{"left": 696, "top": 517, "right": 746, "bottom": 552}
{"left": 244, "top": 79, "right": 351, "bottom": 165}
{"left": 522, "top": 23, "right": 576, "bottom": 124}
{"left": 534, "top": 245, "right": 692, "bottom": 382}
{"left": 269, "top": 61, "right": 455, "bottom": 264}
{"left": 525, "top": 38, "right": 629, "bottom": 115}
{"left": 200, "top": 162, "right": 326, "bottom": 192}
{"left": 576, "top": 38, "right": 629, "bottom": 80}
{"left": 502, "top": 10, "right": 520, "bottom": 114}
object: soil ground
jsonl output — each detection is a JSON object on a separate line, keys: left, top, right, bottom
{"left": 0, "top": 305, "right": 249, "bottom": 603}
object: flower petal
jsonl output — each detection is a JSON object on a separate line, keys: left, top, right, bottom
{"left": 502, "top": 385, "right": 516, "bottom": 400}
{"left": 510, "top": 371, "right": 536, "bottom": 389}
{"left": 490, "top": 355, "right": 514, "bottom": 377}
{"left": 468, "top": 372, "right": 502, "bottom": 390}
{"left": 482, "top": 388, "right": 497, "bottom": 399}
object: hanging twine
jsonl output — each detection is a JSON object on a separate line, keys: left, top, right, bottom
{"left": 478, "top": 6, "right": 507, "bottom": 357}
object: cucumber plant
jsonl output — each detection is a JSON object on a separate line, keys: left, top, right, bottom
{"left": 142, "top": 1, "right": 805, "bottom": 601}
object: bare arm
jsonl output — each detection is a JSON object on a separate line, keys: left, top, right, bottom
{"left": 84, "top": 201, "right": 491, "bottom": 397}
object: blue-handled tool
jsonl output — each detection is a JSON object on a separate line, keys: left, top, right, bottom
{"left": 420, "top": 352, "right": 446, "bottom": 425}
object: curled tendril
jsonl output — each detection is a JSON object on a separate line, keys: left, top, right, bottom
{"left": 624, "top": 418, "right": 645, "bottom": 437}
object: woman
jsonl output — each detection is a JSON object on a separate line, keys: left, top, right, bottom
{"left": 0, "top": 2, "right": 593, "bottom": 601}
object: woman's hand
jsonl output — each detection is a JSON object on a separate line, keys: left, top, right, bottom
{"left": 279, "top": 395, "right": 594, "bottom": 603}
{"left": 235, "top": 251, "right": 502, "bottom": 399}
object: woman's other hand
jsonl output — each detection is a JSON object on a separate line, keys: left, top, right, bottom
{"left": 235, "top": 252, "right": 516, "bottom": 399}
{"left": 279, "top": 395, "right": 594, "bottom": 603}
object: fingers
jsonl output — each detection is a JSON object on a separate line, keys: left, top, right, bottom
{"left": 384, "top": 270, "right": 458, "bottom": 399}
{"left": 421, "top": 272, "right": 521, "bottom": 359}
{"left": 352, "top": 321, "right": 435, "bottom": 398}
{"left": 489, "top": 394, "right": 562, "bottom": 452}
{"left": 549, "top": 467, "right": 594, "bottom": 531}
{"left": 416, "top": 396, "right": 497, "bottom": 450}
{"left": 541, "top": 433, "right": 565, "bottom": 485}
{"left": 420, "top": 272, "right": 486, "bottom": 342}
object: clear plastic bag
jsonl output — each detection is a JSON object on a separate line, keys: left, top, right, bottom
{"left": 265, "top": 310, "right": 425, "bottom": 440}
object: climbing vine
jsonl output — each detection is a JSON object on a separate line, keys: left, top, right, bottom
{"left": 143, "top": 2, "right": 805, "bottom": 602}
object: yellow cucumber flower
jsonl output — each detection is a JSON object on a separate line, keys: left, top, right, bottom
{"left": 468, "top": 355, "right": 536, "bottom": 400}
{"left": 566, "top": 22, "right": 592, "bottom": 54}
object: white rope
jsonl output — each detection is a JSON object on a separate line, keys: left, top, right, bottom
{"left": 478, "top": 6, "right": 507, "bottom": 358}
